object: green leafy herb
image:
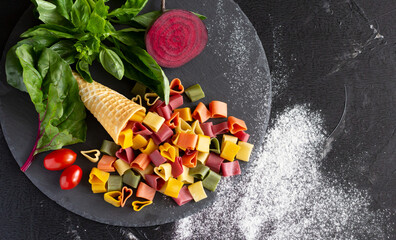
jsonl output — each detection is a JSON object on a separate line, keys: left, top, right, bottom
{"left": 99, "top": 47, "right": 124, "bottom": 80}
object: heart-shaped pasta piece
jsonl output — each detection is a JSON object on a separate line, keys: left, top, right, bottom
{"left": 131, "top": 95, "right": 142, "bottom": 106}
{"left": 159, "top": 142, "right": 177, "bottom": 162}
{"left": 81, "top": 149, "right": 101, "bottom": 163}
{"left": 132, "top": 200, "right": 152, "bottom": 211}
{"left": 119, "top": 186, "right": 133, "bottom": 207}
{"left": 154, "top": 163, "right": 172, "bottom": 181}
{"left": 144, "top": 93, "right": 160, "bottom": 106}
{"left": 169, "top": 78, "right": 184, "bottom": 95}
{"left": 104, "top": 191, "right": 122, "bottom": 207}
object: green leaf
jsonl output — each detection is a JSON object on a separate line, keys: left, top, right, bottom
{"left": 53, "top": 0, "right": 73, "bottom": 20}
{"left": 93, "top": 0, "right": 109, "bottom": 17}
{"left": 21, "top": 24, "right": 77, "bottom": 39}
{"left": 49, "top": 40, "right": 76, "bottom": 64}
{"left": 132, "top": 11, "right": 161, "bottom": 28}
{"left": 86, "top": 12, "right": 106, "bottom": 34}
{"left": 34, "top": 0, "right": 70, "bottom": 25}
{"left": 109, "top": 0, "right": 148, "bottom": 23}
{"left": 111, "top": 28, "right": 145, "bottom": 47}
{"left": 99, "top": 48, "right": 124, "bottom": 80}
{"left": 71, "top": 0, "right": 91, "bottom": 30}
{"left": 6, "top": 36, "right": 58, "bottom": 92}
{"left": 192, "top": 12, "right": 207, "bottom": 20}
{"left": 76, "top": 59, "right": 93, "bottom": 82}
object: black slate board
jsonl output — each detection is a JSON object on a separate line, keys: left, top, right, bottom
{"left": 0, "top": 0, "right": 271, "bottom": 227}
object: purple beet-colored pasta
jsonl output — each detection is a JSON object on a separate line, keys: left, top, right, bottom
{"left": 171, "top": 156, "right": 184, "bottom": 178}
{"left": 169, "top": 94, "right": 184, "bottom": 110}
{"left": 145, "top": 174, "right": 165, "bottom": 190}
{"left": 212, "top": 121, "right": 229, "bottom": 136}
{"left": 234, "top": 130, "right": 250, "bottom": 142}
{"left": 131, "top": 122, "right": 152, "bottom": 136}
{"left": 149, "top": 100, "right": 164, "bottom": 112}
{"left": 221, "top": 160, "right": 241, "bottom": 177}
{"left": 200, "top": 122, "right": 215, "bottom": 137}
{"left": 149, "top": 149, "right": 167, "bottom": 167}
{"left": 172, "top": 186, "right": 193, "bottom": 206}
{"left": 157, "top": 104, "right": 172, "bottom": 120}
{"left": 152, "top": 124, "right": 174, "bottom": 145}
{"left": 116, "top": 147, "right": 135, "bottom": 164}
{"left": 205, "top": 153, "right": 224, "bottom": 173}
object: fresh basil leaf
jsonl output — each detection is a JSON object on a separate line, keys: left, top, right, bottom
{"left": 192, "top": 12, "right": 207, "bottom": 20}
{"left": 53, "top": 0, "right": 73, "bottom": 20}
{"left": 21, "top": 24, "right": 76, "bottom": 39}
{"left": 111, "top": 28, "right": 145, "bottom": 47}
{"left": 99, "top": 48, "right": 124, "bottom": 80}
{"left": 132, "top": 11, "right": 161, "bottom": 28}
{"left": 49, "top": 40, "right": 76, "bottom": 64}
{"left": 71, "top": 0, "right": 91, "bottom": 30}
{"left": 33, "top": 0, "right": 70, "bottom": 25}
{"left": 109, "top": 0, "right": 148, "bottom": 23}
{"left": 6, "top": 36, "right": 58, "bottom": 92}
{"left": 76, "top": 59, "right": 93, "bottom": 82}
{"left": 93, "top": 0, "right": 109, "bottom": 17}
{"left": 86, "top": 12, "right": 106, "bottom": 34}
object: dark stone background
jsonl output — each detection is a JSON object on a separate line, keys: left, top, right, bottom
{"left": 1, "top": 0, "right": 396, "bottom": 239}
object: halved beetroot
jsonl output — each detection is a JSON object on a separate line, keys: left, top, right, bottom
{"left": 145, "top": 9, "right": 208, "bottom": 68}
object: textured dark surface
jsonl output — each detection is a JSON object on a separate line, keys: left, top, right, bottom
{"left": 1, "top": 0, "right": 396, "bottom": 239}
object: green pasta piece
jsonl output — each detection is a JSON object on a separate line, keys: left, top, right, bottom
{"left": 131, "top": 82, "right": 147, "bottom": 97}
{"left": 100, "top": 140, "right": 120, "bottom": 157}
{"left": 209, "top": 138, "right": 221, "bottom": 154}
{"left": 107, "top": 175, "right": 123, "bottom": 191}
{"left": 189, "top": 163, "right": 210, "bottom": 180}
{"left": 185, "top": 84, "right": 205, "bottom": 102}
{"left": 203, "top": 170, "right": 221, "bottom": 192}
{"left": 122, "top": 169, "right": 141, "bottom": 188}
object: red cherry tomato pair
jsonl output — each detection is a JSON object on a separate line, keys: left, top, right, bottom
{"left": 43, "top": 149, "right": 82, "bottom": 190}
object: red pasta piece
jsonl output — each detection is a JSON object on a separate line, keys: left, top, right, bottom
{"left": 209, "top": 101, "right": 227, "bottom": 118}
{"left": 234, "top": 130, "right": 250, "bottom": 142}
{"left": 172, "top": 186, "right": 193, "bottom": 206}
{"left": 228, "top": 116, "right": 247, "bottom": 134}
{"left": 171, "top": 156, "right": 184, "bottom": 177}
{"left": 157, "top": 104, "right": 172, "bottom": 120}
{"left": 130, "top": 153, "right": 151, "bottom": 171}
{"left": 212, "top": 121, "right": 229, "bottom": 136}
{"left": 131, "top": 122, "right": 152, "bottom": 136}
{"left": 136, "top": 182, "right": 156, "bottom": 201}
{"left": 152, "top": 124, "right": 174, "bottom": 145}
{"left": 145, "top": 174, "right": 166, "bottom": 190}
{"left": 200, "top": 122, "right": 215, "bottom": 138}
{"left": 177, "top": 132, "right": 198, "bottom": 150}
{"left": 116, "top": 147, "right": 135, "bottom": 164}
{"left": 165, "top": 112, "right": 180, "bottom": 129}
{"left": 221, "top": 160, "right": 241, "bottom": 177}
{"left": 169, "top": 78, "right": 184, "bottom": 95}
{"left": 120, "top": 186, "right": 133, "bottom": 207}
{"left": 205, "top": 153, "right": 224, "bottom": 173}
{"left": 149, "top": 149, "right": 167, "bottom": 167}
{"left": 149, "top": 100, "right": 164, "bottom": 112}
{"left": 192, "top": 102, "right": 211, "bottom": 123}
{"left": 97, "top": 155, "right": 116, "bottom": 172}
{"left": 169, "top": 94, "right": 184, "bottom": 110}
{"left": 182, "top": 150, "right": 198, "bottom": 168}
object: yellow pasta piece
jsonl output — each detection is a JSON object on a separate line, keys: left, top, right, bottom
{"left": 80, "top": 149, "right": 100, "bottom": 163}
{"left": 91, "top": 183, "right": 107, "bottom": 193}
{"left": 89, "top": 167, "right": 110, "bottom": 184}
{"left": 142, "top": 112, "right": 165, "bottom": 132}
{"left": 174, "top": 108, "right": 192, "bottom": 122}
{"left": 188, "top": 181, "right": 207, "bottom": 202}
{"left": 130, "top": 111, "right": 145, "bottom": 123}
{"left": 132, "top": 200, "right": 153, "bottom": 211}
{"left": 118, "top": 128, "right": 133, "bottom": 149}
{"left": 196, "top": 134, "right": 211, "bottom": 153}
{"left": 191, "top": 120, "right": 204, "bottom": 135}
{"left": 132, "top": 134, "right": 148, "bottom": 150}
{"left": 197, "top": 151, "right": 210, "bottom": 164}
{"left": 154, "top": 163, "right": 172, "bottom": 181}
{"left": 220, "top": 141, "right": 241, "bottom": 162}
{"left": 131, "top": 95, "right": 142, "bottom": 106}
{"left": 104, "top": 191, "right": 122, "bottom": 207}
{"left": 135, "top": 163, "right": 154, "bottom": 180}
{"left": 140, "top": 138, "right": 158, "bottom": 155}
{"left": 114, "top": 159, "right": 131, "bottom": 176}
{"left": 159, "top": 142, "right": 178, "bottom": 162}
{"left": 175, "top": 118, "right": 193, "bottom": 134}
{"left": 164, "top": 178, "right": 184, "bottom": 198}
{"left": 221, "top": 135, "right": 238, "bottom": 151}
{"left": 236, "top": 141, "right": 254, "bottom": 162}
{"left": 144, "top": 92, "right": 160, "bottom": 106}
{"left": 177, "top": 165, "right": 195, "bottom": 184}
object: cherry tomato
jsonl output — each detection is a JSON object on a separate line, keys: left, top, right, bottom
{"left": 60, "top": 165, "right": 82, "bottom": 190}
{"left": 43, "top": 149, "right": 77, "bottom": 171}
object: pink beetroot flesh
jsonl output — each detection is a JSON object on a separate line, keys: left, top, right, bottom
{"left": 145, "top": 9, "right": 208, "bottom": 68}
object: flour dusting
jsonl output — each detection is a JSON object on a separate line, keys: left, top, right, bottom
{"left": 173, "top": 105, "right": 393, "bottom": 239}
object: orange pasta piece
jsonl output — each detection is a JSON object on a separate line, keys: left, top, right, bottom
{"left": 209, "top": 101, "right": 227, "bottom": 118}
{"left": 136, "top": 182, "right": 156, "bottom": 201}
{"left": 130, "top": 153, "right": 151, "bottom": 171}
{"left": 177, "top": 132, "right": 198, "bottom": 150}
{"left": 174, "top": 108, "right": 192, "bottom": 122}
{"left": 192, "top": 102, "right": 211, "bottom": 123}
{"left": 228, "top": 116, "right": 247, "bottom": 134}
{"left": 97, "top": 155, "right": 116, "bottom": 172}
{"left": 165, "top": 112, "right": 180, "bottom": 129}
{"left": 169, "top": 78, "right": 184, "bottom": 95}
{"left": 182, "top": 151, "right": 198, "bottom": 168}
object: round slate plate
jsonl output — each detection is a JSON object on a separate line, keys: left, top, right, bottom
{"left": 0, "top": 0, "right": 271, "bottom": 227}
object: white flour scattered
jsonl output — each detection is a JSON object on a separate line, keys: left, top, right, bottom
{"left": 173, "top": 105, "right": 393, "bottom": 239}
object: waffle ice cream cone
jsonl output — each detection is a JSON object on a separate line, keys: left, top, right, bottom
{"left": 73, "top": 72, "right": 145, "bottom": 144}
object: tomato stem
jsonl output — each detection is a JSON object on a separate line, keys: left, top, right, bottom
{"left": 20, "top": 114, "right": 41, "bottom": 172}
{"left": 161, "top": 0, "right": 166, "bottom": 13}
